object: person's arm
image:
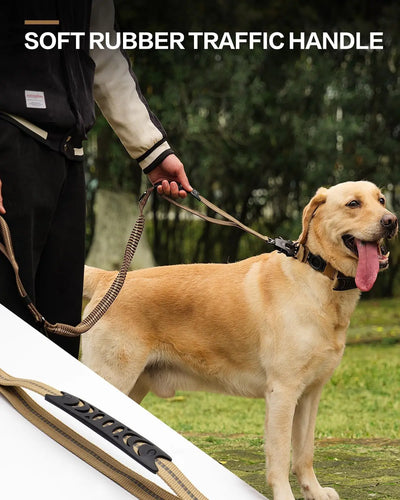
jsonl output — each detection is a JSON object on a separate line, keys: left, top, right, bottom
{"left": 90, "top": 0, "right": 191, "bottom": 197}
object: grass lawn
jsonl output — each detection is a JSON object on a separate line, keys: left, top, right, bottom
{"left": 142, "top": 298, "right": 400, "bottom": 499}
{"left": 347, "top": 298, "right": 400, "bottom": 344}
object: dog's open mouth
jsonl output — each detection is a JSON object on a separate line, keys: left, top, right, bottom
{"left": 342, "top": 235, "right": 389, "bottom": 292}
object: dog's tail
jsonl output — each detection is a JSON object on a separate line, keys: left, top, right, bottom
{"left": 83, "top": 265, "right": 103, "bottom": 299}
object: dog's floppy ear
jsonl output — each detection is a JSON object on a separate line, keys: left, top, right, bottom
{"left": 297, "top": 187, "right": 328, "bottom": 244}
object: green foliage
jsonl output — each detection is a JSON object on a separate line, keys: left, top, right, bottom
{"left": 87, "top": 0, "right": 400, "bottom": 295}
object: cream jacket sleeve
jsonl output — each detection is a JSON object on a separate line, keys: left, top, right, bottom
{"left": 90, "top": 0, "right": 173, "bottom": 173}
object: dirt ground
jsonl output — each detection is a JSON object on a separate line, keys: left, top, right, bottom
{"left": 202, "top": 437, "right": 400, "bottom": 499}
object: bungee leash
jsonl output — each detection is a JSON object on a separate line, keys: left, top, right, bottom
{"left": 0, "top": 188, "right": 151, "bottom": 337}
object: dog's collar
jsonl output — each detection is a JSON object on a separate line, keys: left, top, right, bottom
{"left": 295, "top": 244, "right": 357, "bottom": 291}
{"left": 272, "top": 239, "right": 357, "bottom": 291}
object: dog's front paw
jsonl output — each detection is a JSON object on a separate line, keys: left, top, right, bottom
{"left": 303, "top": 486, "right": 339, "bottom": 500}
{"left": 322, "top": 487, "right": 339, "bottom": 500}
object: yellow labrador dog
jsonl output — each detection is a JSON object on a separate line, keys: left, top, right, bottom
{"left": 82, "top": 181, "right": 397, "bottom": 500}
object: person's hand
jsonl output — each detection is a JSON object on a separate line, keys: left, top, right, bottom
{"left": 147, "top": 154, "right": 192, "bottom": 199}
{"left": 0, "top": 179, "right": 5, "bottom": 214}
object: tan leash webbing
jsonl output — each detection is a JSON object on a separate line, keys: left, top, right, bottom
{"left": 161, "top": 191, "right": 274, "bottom": 245}
{"left": 0, "top": 368, "right": 208, "bottom": 500}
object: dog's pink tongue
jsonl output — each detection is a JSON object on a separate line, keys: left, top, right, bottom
{"left": 355, "top": 240, "right": 380, "bottom": 292}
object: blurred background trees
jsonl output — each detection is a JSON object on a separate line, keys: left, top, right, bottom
{"left": 86, "top": 0, "right": 400, "bottom": 297}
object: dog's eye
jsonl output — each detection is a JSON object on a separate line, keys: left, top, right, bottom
{"left": 346, "top": 200, "right": 361, "bottom": 208}
{"left": 379, "top": 197, "right": 385, "bottom": 205}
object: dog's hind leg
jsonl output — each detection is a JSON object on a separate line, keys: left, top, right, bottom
{"left": 81, "top": 325, "right": 150, "bottom": 397}
{"left": 83, "top": 350, "right": 149, "bottom": 397}
{"left": 291, "top": 385, "right": 339, "bottom": 500}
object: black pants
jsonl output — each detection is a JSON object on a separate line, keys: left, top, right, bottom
{"left": 0, "top": 120, "right": 85, "bottom": 358}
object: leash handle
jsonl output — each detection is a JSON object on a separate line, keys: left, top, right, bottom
{"left": 0, "top": 367, "right": 207, "bottom": 500}
{"left": 45, "top": 391, "right": 172, "bottom": 474}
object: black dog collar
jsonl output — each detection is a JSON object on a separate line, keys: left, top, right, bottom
{"left": 273, "top": 239, "right": 357, "bottom": 291}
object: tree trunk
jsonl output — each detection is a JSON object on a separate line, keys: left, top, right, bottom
{"left": 86, "top": 189, "right": 155, "bottom": 270}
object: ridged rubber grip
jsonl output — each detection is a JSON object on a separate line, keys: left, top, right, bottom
{"left": 45, "top": 392, "right": 171, "bottom": 473}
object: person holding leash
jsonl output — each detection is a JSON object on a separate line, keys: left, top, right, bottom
{"left": 0, "top": 0, "right": 192, "bottom": 358}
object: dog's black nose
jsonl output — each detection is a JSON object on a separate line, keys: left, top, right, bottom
{"left": 381, "top": 213, "right": 398, "bottom": 237}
